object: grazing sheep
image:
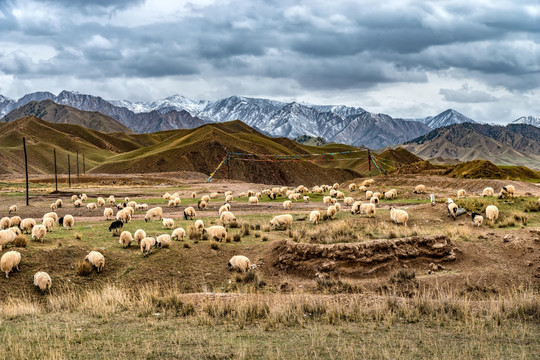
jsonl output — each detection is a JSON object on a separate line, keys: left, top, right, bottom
{"left": 201, "top": 195, "right": 210, "bottom": 203}
{"left": 362, "top": 179, "right": 374, "bottom": 187}
{"left": 9, "top": 227, "right": 21, "bottom": 236}
{"left": 498, "top": 185, "right": 515, "bottom": 199}
{"left": 329, "top": 189, "right": 337, "bottom": 197}
{"left": 446, "top": 198, "right": 458, "bottom": 221}
{"left": 457, "top": 189, "right": 467, "bottom": 198}
{"left": 210, "top": 192, "right": 219, "bottom": 199}
{"left": 303, "top": 196, "right": 310, "bottom": 203}
{"left": 226, "top": 195, "right": 234, "bottom": 203}
{"left": 358, "top": 185, "right": 367, "bottom": 192}
{"left": 1, "top": 251, "right": 21, "bottom": 278}
{"left": 127, "top": 201, "right": 137, "bottom": 209}
{"left": 194, "top": 219, "right": 204, "bottom": 232}
{"left": 384, "top": 189, "right": 397, "bottom": 199}
{"left": 0, "top": 229, "right": 15, "bottom": 251}
{"left": 73, "top": 199, "right": 82, "bottom": 208}
{"left": 20, "top": 218, "right": 37, "bottom": 234}
{"left": 413, "top": 185, "right": 426, "bottom": 194}
{"left": 335, "top": 191, "right": 345, "bottom": 199}
{"left": 140, "top": 237, "right": 157, "bottom": 256}
{"left": 256, "top": 192, "right": 263, "bottom": 199}
{"left": 269, "top": 214, "right": 293, "bottom": 230}
{"left": 360, "top": 203, "right": 376, "bottom": 216}
{"left": 31, "top": 224, "right": 47, "bottom": 242}
{"left": 220, "top": 211, "right": 237, "bottom": 225}
{"left": 335, "top": 203, "right": 342, "bottom": 211}
{"left": 485, "top": 205, "right": 499, "bottom": 225}
{"left": 116, "top": 209, "right": 131, "bottom": 223}
{"left": 145, "top": 207, "right": 163, "bottom": 222}
{"left": 43, "top": 212, "right": 59, "bottom": 223}
{"left": 50, "top": 203, "right": 57, "bottom": 211}
{"left": 482, "top": 187, "right": 495, "bottom": 197}
{"left": 136, "top": 204, "right": 148, "bottom": 211}
{"left": 239, "top": 192, "right": 247, "bottom": 197}
{"left": 119, "top": 231, "right": 133, "bottom": 248}
{"left": 155, "top": 234, "right": 172, "bottom": 248}
{"left": 131, "top": 230, "right": 146, "bottom": 247}
{"left": 117, "top": 202, "right": 127, "bottom": 210}
{"left": 63, "top": 215, "right": 74, "bottom": 229}
{"left": 109, "top": 220, "right": 123, "bottom": 235}
{"left": 191, "top": 192, "right": 196, "bottom": 198}
{"left": 183, "top": 207, "right": 197, "bottom": 220}
{"left": 370, "top": 196, "right": 379, "bottom": 205}
{"left": 247, "top": 190, "right": 255, "bottom": 197}
{"left": 249, "top": 196, "right": 258, "bottom": 205}
{"left": 34, "top": 271, "right": 52, "bottom": 292}
{"left": 365, "top": 191, "right": 373, "bottom": 200}
{"left": 219, "top": 203, "right": 231, "bottom": 215}
{"left": 174, "top": 197, "right": 181, "bottom": 207}
{"left": 104, "top": 208, "right": 114, "bottom": 220}
{"left": 86, "top": 203, "right": 97, "bottom": 211}
{"left": 228, "top": 255, "right": 252, "bottom": 272}
{"left": 168, "top": 199, "right": 175, "bottom": 207}
{"left": 71, "top": 194, "right": 78, "bottom": 202}
{"left": 349, "top": 183, "right": 357, "bottom": 192}
{"left": 333, "top": 183, "right": 340, "bottom": 190}
{"left": 390, "top": 206, "right": 408, "bottom": 226}
{"left": 327, "top": 205, "right": 337, "bottom": 220}
{"left": 8, "top": 205, "right": 17, "bottom": 214}
{"left": 373, "top": 192, "right": 382, "bottom": 199}
{"left": 203, "top": 226, "right": 227, "bottom": 242}
{"left": 80, "top": 194, "right": 88, "bottom": 202}
{"left": 283, "top": 200, "right": 293, "bottom": 210}
{"left": 107, "top": 195, "right": 116, "bottom": 205}
{"left": 310, "top": 210, "right": 321, "bottom": 225}
{"left": 267, "top": 193, "right": 277, "bottom": 200}
{"left": 85, "top": 251, "right": 105, "bottom": 272}
{"left": 323, "top": 196, "right": 333, "bottom": 204}
{"left": 171, "top": 228, "right": 186, "bottom": 241}
{"left": 42, "top": 217, "right": 55, "bottom": 232}
{"left": 225, "top": 191, "right": 233, "bottom": 196}
{"left": 472, "top": 212, "right": 484, "bottom": 227}
{"left": 343, "top": 197, "right": 354, "bottom": 206}
{"left": 351, "top": 201, "right": 363, "bottom": 215}
{"left": 97, "top": 197, "right": 105, "bottom": 207}
{"left": 0, "top": 217, "right": 10, "bottom": 229}
{"left": 9, "top": 216, "right": 22, "bottom": 227}
{"left": 162, "top": 218, "right": 175, "bottom": 229}
{"left": 163, "top": 192, "right": 171, "bottom": 200}
{"left": 55, "top": 199, "right": 63, "bottom": 208}
{"left": 197, "top": 200, "right": 207, "bottom": 210}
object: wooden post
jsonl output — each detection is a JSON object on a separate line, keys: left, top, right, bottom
{"left": 68, "top": 154, "right": 71, "bottom": 188}
{"left": 368, "top": 150, "right": 372, "bottom": 177}
{"left": 76, "top": 150, "right": 79, "bottom": 178}
{"left": 227, "top": 155, "right": 230, "bottom": 180}
{"left": 54, "top": 148, "right": 58, "bottom": 192}
{"left": 23, "top": 137, "right": 29, "bottom": 206}
{"left": 83, "top": 154, "right": 85, "bottom": 174}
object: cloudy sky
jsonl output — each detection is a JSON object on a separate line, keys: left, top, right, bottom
{"left": 0, "top": 0, "right": 539, "bottom": 122}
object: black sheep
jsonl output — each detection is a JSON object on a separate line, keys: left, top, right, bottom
{"left": 109, "top": 220, "right": 124, "bottom": 236}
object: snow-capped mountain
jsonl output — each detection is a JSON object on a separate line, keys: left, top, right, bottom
{"left": 512, "top": 116, "right": 540, "bottom": 128}
{"left": 111, "top": 94, "right": 209, "bottom": 115}
{"left": 407, "top": 109, "right": 476, "bottom": 129}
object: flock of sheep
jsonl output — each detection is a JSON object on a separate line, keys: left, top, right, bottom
{"left": 0, "top": 178, "right": 535, "bottom": 293}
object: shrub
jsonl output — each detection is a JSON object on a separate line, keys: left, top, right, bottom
{"left": 241, "top": 223, "right": 250, "bottom": 237}
{"left": 262, "top": 236, "right": 269, "bottom": 242}
{"left": 390, "top": 269, "right": 416, "bottom": 284}
{"left": 233, "top": 233, "right": 241, "bottom": 242}
{"left": 76, "top": 260, "right": 93, "bottom": 276}
{"left": 13, "top": 234, "right": 28, "bottom": 248}
{"left": 210, "top": 242, "right": 219, "bottom": 250}
{"left": 183, "top": 242, "right": 191, "bottom": 249}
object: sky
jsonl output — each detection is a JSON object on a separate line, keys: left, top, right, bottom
{"left": 0, "top": 0, "right": 539, "bottom": 122}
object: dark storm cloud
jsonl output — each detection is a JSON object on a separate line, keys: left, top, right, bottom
{"left": 1, "top": 0, "right": 539, "bottom": 94}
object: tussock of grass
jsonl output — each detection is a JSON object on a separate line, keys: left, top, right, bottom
{"left": 75, "top": 260, "right": 93, "bottom": 276}
{"left": 13, "top": 234, "right": 28, "bottom": 247}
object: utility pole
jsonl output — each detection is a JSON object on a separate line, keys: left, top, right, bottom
{"left": 68, "top": 154, "right": 71, "bottom": 188}
{"left": 83, "top": 154, "right": 85, "bottom": 174}
{"left": 23, "top": 137, "right": 29, "bottom": 206}
{"left": 368, "top": 149, "right": 372, "bottom": 177}
{"left": 54, "top": 148, "right": 58, "bottom": 192}
{"left": 76, "top": 150, "right": 79, "bottom": 178}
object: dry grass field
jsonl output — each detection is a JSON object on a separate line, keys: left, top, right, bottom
{"left": 0, "top": 172, "right": 539, "bottom": 359}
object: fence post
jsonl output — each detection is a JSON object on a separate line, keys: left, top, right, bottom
{"left": 23, "top": 137, "right": 29, "bottom": 206}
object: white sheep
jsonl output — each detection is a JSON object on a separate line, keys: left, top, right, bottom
{"left": 73, "top": 199, "right": 82, "bottom": 208}
{"left": 219, "top": 204, "right": 231, "bottom": 215}
{"left": 116, "top": 209, "right": 131, "bottom": 223}
{"left": 310, "top": 210, "right": 321, "bottom": 225}
{"left": 210, "top": 192, "right": 219, "bottom": 199}
{"left": 384, "top": 189, "right": 397, "bottom": 199}
{"left": 248, "top": 190, "right": 256, "bottom": 197}
{"left": 9, "top": 216, "right": 21, "bottom": 227}
{"left": 0, "top": 217, "right": 10, "bottom": 229}
{"left": 134, "top": 229, "right": 146, "bottom": 245}
{"left": 269, "top": 214, "right": 293, "bottom": 230}
{"left": 220, "top": 211, "right": 237, "bottom": 225}
{"left": 42, "top": 217, "right": 55, "bottom": 232}
{"left": 225, "top": 191, "right": 233, "bottom": 197}
{"left": 168, "top": 199, "right": 175, "bottom": 207}
{"left": 119, "top": 231, "right": 133, "bottom": 248}
{"left": 413, "top": 185, "right": 426, "bottom": 194}
{"left": 55, "top": 199, "right": 63, "bottom": 208}
{"left": 349, "top": 183, "right": 357, "bottom": 192}
{"left": 171, "top": 228, "right": 186, "bottom": 241}
{"left": 248, "top": 196, "right": 258, "bottom": 205}
{"left": 204, "top": 226, "right": 227, "bottom": 242}
{"left": 174, "top": 197, "right": 181, "bottom": 207}
{"left": 327, "top": 205, "right": 337, "bottom": 219}
{"left": 97, "top": 197, "right": 105, "bottom": 207}
{"left": 332, "top": 183, "right": 340, "bottom": 190}
{"left": 365, "top": 191, "right": 373, "bottom": 200}
{"left": 86, "top": 203, "right": 97, "bottom": 211}
{"left": 457, "top": 189, "right": 467, "bottom": 198}
{"left": 498, "top": 185, "right": 515, "bottom": 199}
{"left": 136, "top": 204, "right": 148, "bottom": 211}
{"left": 472, "top": 212, "right": 483, "bottom": 227}
{"left": 485, "top": 205, "right": 499, "bottom": 225}
{"left": 34, "top": 271, "right": 52, "bottom": 292}
{"left": 31, "top": 224, "right": 47, "bottom": 242}
{"left": 162, "top": 218, "right": 175, "bottom": 229}
{"left": 71, "top": 194, "right": 78, "bottom": 202}
{"left": 191, "top": 192, "right": 196, "bottom": 198}
{"left": 43, "top": 212, "right": 59, "bottom": 223}
{"left": 85, "top": 251, "right": 105, "bottom": 272}
{"left": 0, "top": 229, "right": 16, "bottom": 251}
{"left": 80, "top": 194, "right": 88, "bottom": 202}
{"left": 335, "top": 203, "right": 342, "bottom": 211}
{"left": 1, "top": 251, "right": 21, "bottom": 278}
{"left": 283, "top": 200, "right": 293, "bottom": 210}
{"left": 20, "top": 218, "right": 36, "bottom": 234}
{"left": 104, "top": 208, "right": 114, "bottom": 220}
{"left": 156, "top": 234, "right": 172, "bottom": 248}
{"left": 351, "top": 201, "right": 363, "bottom": 215}
{"left": 370, "top": 196, "right": 379, "bottom": 205}
{"left": 8, "top": 205, "right": 17, "bottom": 214}
{"left": 336, "top": 191, "right": 345, "bottom": 199}
{"left": 362, "top": 179, "right": 374, "bottom": 187}
{"left": 183, "top": 207, "right": 197, "bottom": 220}
{"left": 145, "top": 207, "right": 163, "bottom": 222}
{"left": 303, "top": 196, "right": 310, "bottom": 203}
{"left": 482, "top": 187, "right": 495, "bottom": 197}
{"left": 63, "top": 215, "right": 75, "bottom": 229}
{"left": 226, "top": 195, "right": 233, "bottom": 203}
{"left": 360, "top": 203, "right": 376, "bottom": 216}
{"left": 127, "top": 201, "right": 137, "bottom": 209}
{"left": 343, "top": 197, "right": 354, "bottom": 206}
{"left": 201, "top": 195, "right": 210, "bottom": 203}
{"left": 447, "top": 198, "right": 458, "bottom": 220}
{"left": 107, "top": 195, "right": 116, "bottom": 205}
{"left": 163, "top": 192, "right": 171, "bottom": 200}
{"left": 194, "top": 219, "right": 205, "bottom": 232}
{"left": 140, "top": 237, "right": 156, "bottom": 256}
{"left": 390, "top": 206, "right": 408, "bottom": 226}
{"left": 228, "top": 255, "right": 252, "bottom": 272}
{"left": 50, "top": 202, "right": 57, "bottom": 211}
